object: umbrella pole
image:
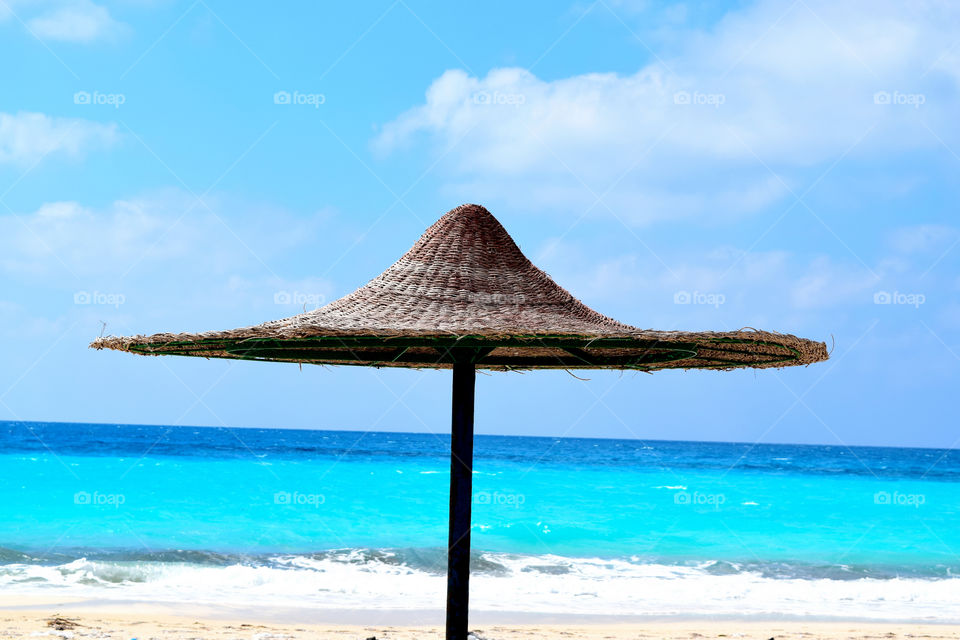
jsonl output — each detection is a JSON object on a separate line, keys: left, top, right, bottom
{"left": 446, "top": 361, "right": 476, "bottom": 640}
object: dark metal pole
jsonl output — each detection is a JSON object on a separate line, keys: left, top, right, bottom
{"left": 446, "top": 361, "right": 476, "bottom": 640}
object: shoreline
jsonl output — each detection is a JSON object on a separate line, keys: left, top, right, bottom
{"left": 1, "top": 597, "right": 959, "bottom": 627}
{"left": 4, "top": 553, "right": 958, "bottom": 622}
{"left": 2, "top": 602, "right": 960, "bottom": 640}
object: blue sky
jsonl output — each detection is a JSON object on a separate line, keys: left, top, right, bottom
{"left": 1, "top": 0, "right": 958, "bottom": 447}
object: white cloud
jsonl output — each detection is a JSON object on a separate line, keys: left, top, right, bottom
{"left": 2, "top": 198, "right": 174, "bottom": 277}
{"left": 0, "top": 191, "right": 339, "bottom": 336}
{"left": 0, "top": 111, "right": 119, "bottom": 165}
{"left": 535, "top": 235, "right": 901, "bottom": 335}
{"left": 27, "top": 0, "right": 127, "bottom": 44}
{"left": 0, "top": 191, "right": 331, "bottom": 280}
{"left": 536, "top": 225, "right": 960, "bottom": 344}
{"left": 375, "top": 0, "right": 960, "bottom": 222}
{"left": 888, "top": 224, "right": 959, "bottom": 254}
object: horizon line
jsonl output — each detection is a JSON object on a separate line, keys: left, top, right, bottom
{"left": 0, "top": 418, "right": 952, "bottom": 452}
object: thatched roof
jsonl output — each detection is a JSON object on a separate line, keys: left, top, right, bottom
{"left": 91, "top": 204, "right": 828, "bottom": 371}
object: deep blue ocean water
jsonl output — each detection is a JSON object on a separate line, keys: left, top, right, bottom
{"left": 1, "top": 421, "right": 958, "bottom": 619}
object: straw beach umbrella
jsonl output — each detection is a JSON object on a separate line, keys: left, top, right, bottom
{"left": 93, "top": 204, "right": 828, "bottom": 639}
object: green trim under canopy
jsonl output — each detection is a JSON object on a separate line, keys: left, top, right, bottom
{"left": 101, "top": 333, "right": 811, "bottom": 371}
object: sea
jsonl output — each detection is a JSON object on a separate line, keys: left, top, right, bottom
{"left": 1, "top": 421, "right": 958, "bottom": 621}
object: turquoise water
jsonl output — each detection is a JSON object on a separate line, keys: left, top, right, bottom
{"left": 1, "top": 421, "right": 958, "bottom": 619}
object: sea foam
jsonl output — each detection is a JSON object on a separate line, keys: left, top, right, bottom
{"left": 0, "top": 551, "right": 957, "bottom": 621}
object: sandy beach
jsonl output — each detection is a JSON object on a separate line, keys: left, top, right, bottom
{"left": 1, "top": 599, "right": 959, "bottom": 640}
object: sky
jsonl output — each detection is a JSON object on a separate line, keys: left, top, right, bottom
{"left": 0, "top": 0, "right": 958, "bottom": 448}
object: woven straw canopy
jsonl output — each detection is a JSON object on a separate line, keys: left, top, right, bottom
{"left": 92, "top": 204, "right": 828, "bottom": 371}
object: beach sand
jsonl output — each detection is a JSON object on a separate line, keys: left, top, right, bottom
{"left": 1, "top": 600, "right": 959, "bottom": 640}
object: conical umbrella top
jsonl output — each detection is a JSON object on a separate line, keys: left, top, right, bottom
{"left": 283, "top": 203, "right": 633, "bottom": 335}
{"left": 92, "top": 204, "right": 828, "bottom": 370}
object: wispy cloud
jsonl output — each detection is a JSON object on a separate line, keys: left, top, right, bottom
{"left": 536, "top": 233, "right": 949, "bottom": 331}
{"left": 0, "top": 111, "right": 119, "bottom": 165}
{"left": 888, "top": 224, "right": 960, "bottom": 255}
{"left": 0, "top": 190, "right": 330, "bottom": 279}
{"left": 27, "top": 0, "right": 128, "bottom": 44}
